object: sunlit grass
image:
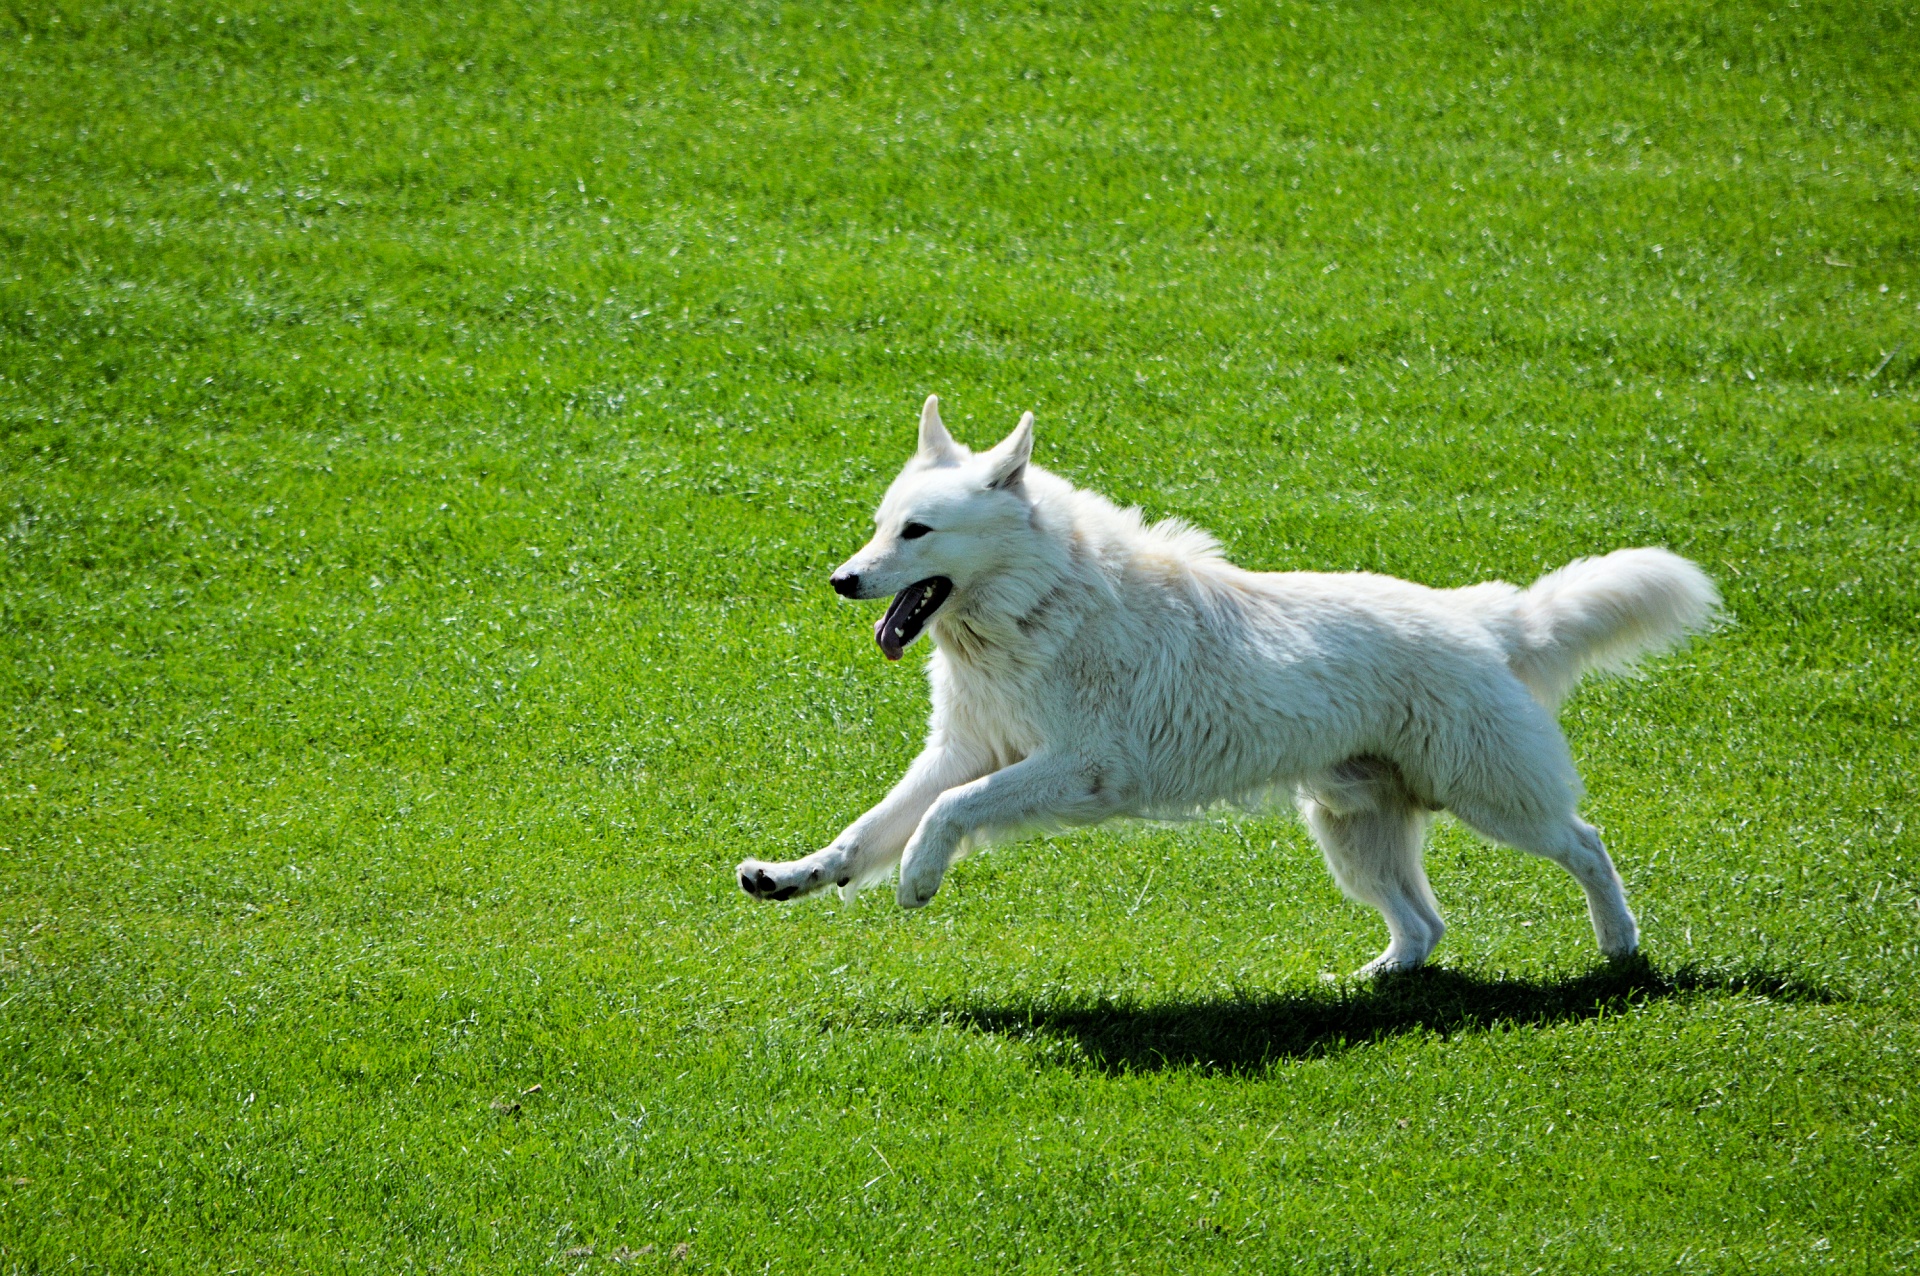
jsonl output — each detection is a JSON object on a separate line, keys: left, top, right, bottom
{"left": 2, "top": 0, "right": 1916, "bottom": 1270}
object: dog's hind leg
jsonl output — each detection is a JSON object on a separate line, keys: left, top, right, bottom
{"left": 1300, "top": 760, "right": 1444, "bottom": 977}
{"left": 738, "top": 743, "right": 990, "bottom": 903}
{"left": 1433, "top": 695, "right": 1639, "bottom": 959}
{"left": 1450, "top": 802, "right": 1638, "bottom": 958}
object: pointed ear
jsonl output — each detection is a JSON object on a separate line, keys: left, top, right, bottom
{"left": 915, "top": 394, "right": 959, "bottom": 464}
{"left": 983, "top": 411, "right": 1034, "bottom": 491}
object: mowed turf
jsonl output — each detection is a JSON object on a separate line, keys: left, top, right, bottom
{"left": 2, "top": 0, "right": 1917, "bottom": 1270}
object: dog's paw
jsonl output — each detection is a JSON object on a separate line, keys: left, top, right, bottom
{"left": 735, "top": 858, "right": 827, "bottom": 903}
{"left": 735, "top": 860, "right": 794, "bottom": 901}
{"left": 895, "top": 859, "right": 945, "bottom": 910}
{"left": 1354, "top": 951, "right": 1426, "bottom": 980}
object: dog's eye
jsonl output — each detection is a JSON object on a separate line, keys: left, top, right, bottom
{"left": 901, "top": 522, "right": 933, "bottom": 540}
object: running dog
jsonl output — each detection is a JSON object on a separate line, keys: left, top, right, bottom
{"left": 737, "top": 396, "right": 1718, "bottom": 975}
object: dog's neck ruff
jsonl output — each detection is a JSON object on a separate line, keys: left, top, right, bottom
{"left": 920, "top": 464, "right": 1209, "bottom": 673}
{"left": 931, "top": 544, "right": 1079, "bottom": 671}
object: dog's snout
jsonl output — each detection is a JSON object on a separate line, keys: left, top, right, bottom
{"left": 830, "top": 571, "right": 861, "bottom": 598}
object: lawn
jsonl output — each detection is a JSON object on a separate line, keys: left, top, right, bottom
{"left": 2, "top": 0, "right": 1917, "bottom": 1270}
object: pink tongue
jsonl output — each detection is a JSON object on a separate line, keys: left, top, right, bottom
{"left": 876, "top": 614, "right": 905, "bottom": 661}
{"left": 873, "top": 578, "right": 949, "bottom": 661}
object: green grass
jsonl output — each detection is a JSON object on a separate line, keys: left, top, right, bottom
{"left": 3, "top": 0, "right": 1917, "bottom": 1270}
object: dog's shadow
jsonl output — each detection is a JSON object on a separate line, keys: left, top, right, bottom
{"left": 904, "top": 960, "right": 1834, "bottom": 1075}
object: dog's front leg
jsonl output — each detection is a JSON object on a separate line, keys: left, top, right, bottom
{"left": 897, "top": 753, "right": 1115, "bottom": 909}
{"left": 737, "top": 743, "right": 989, "bottom": 902}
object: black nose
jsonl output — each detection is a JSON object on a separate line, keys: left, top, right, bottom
{"left": 830, "top": 572, "right": 861, "bottom": 598}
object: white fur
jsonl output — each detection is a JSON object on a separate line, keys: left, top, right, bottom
{"left": 738, "top": 397, "right": 1721, "bottom": 975}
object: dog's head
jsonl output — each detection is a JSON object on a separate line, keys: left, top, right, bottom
{"left": 830, "top": 395, "right": 1037, "bottom": 660}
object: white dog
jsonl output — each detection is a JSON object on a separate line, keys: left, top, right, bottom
{"left": 738, "top": 397, "right": 1719, "bottom": 975}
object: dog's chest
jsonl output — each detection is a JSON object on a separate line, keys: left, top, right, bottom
{"left": 928, "top": 648, "right": 1048, "bottom": 766}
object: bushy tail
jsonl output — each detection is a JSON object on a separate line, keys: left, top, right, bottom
{"left": 1500, "top": 547, "right": 1721, "bottom": 708}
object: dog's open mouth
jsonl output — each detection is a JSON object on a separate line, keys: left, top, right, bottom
{"left": 876, "top": 576, "right": 952, "bottom": 661}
